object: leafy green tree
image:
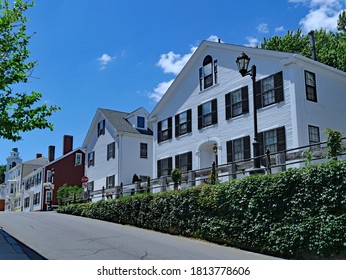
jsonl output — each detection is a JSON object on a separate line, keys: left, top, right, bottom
{"left": 57, "top": 185, "right": 84, "bottom": 201}
{"left": 0, "top": 0, "right": 60, "bottom": 141}
{"left": 324, "top": 128, "right": 343, "bottom": 160}
{"left": 261, "top": 12, "right": 346, "bottom": 72}
{"left": 0, "top": 164, "right": 5, "bottom": 183}
{"left": 337, "top": 10, "right": 346, "bottom": 32}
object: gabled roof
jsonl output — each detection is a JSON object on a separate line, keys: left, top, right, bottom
{"left": 83, "top": 107, "right": 153, "bottom": 148}
{"left": 23, "top": 157, "right": 49, "bottom": 166}
{"left": 99, "top": 108, "right": 153, "bottom": 135}
{"left": 149, "top": 40, "right": 346, "bottom": 118}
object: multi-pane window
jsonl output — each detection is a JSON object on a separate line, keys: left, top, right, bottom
{"left": 157, "top": 157, "right": 172, "bottom": 178}
{"left": 225, "top": 86, "right": 249, "bottom": 119}
{"left": 158, "top": 117, "right": 172, "bottom": 143}
{"left": 140, "top": 143, "right": 148, "bottom": 159}
{"left": 107, "top": 142, "right": 115, "bottom": 160}
{"left": 199, "top": 56, "right": 218, "bottom": 90}
{"left": 75, "top": 153, "right": 83, "bottom": 165}
{"left": 46, "top": 170, "right": 53, "bottom": 183}
{"left": 106, "top": 175, "right": 115, "bottom": 188}
{"left": 198, "top": 99, "right": 217, "bottom": 129}
{"left": 46, "top": 191, "right": 52, "bottom": 204}
{"left": 175, "top": 152, "right": 192, "bottom": 173}
{"left": 175, "top": 109, "right": 192, "bottom": 137}
{"left": 87, "top": 181, "right": 94, "bottom": 192}
{"left": 257, "top": 127, "right": 286, "bottom": 155}
{"left": 98, "top": 120, "right": 105, "bottom": 136}
{"left": 255, "top": 72, "right": 284, "bottom": 109}
{"left": 262, "top": 76, "right": 276, "bottom": 106}
{"left": 305, "top": 71, "right": 317, "bottom": 102}
{"left": 88, "top": 151, "right": 95, "bottom": 167}
{"left": 137, "top": 116, "right": 145, "bottom": 129}
{"left": 227, "top": 136, "right": 251, "bottom": 162}
{"left": 308, "top": 125, "right": 320, "bottom": 148}
{"left": 264, "top": 129, "right": 277, "bottom": 153}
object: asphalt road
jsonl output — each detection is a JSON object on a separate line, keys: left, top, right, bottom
{"left": 0, "top": 212, "right": 279, "bottom": 260}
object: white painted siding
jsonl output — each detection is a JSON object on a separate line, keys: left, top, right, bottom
{"left": 151, "top": 42, "right": 346, "bottom": 178}
{"left": 85, "top": 116, "right": 119, "bottom": 192}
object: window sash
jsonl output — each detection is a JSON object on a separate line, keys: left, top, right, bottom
{"left": 137, "top": 116, "right": 145, "bottom": 128}
{"left": 140, "top": 143, "right": 148, "bottom": 159}
{"left": 264, "top": 130, "right": 278, "bottom": 153}
{"left": 107, "top": 143, "right": 115, "bottom": 160}
{"left": 308, "top": 125, "right": 320, "bottom": 144}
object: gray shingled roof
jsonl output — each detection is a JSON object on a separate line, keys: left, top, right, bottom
{"left": 99, "top": 108, "right": 153, "bottom": 135}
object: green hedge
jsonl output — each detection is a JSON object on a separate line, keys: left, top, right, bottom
{"left": 58, "top": 160, "right": 346, "bottom": 259}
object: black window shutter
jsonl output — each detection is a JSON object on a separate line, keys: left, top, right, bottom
{"left": 168, "top": 157, "right": 173, "bottom": 175}
{"left": 214, "top": 59, "right": 218, "bottom": 84}
{"left": 157, "top": 121, "right": 162, "bottom": 143}
{"left": 187, "top": 151, "right": 192, "bottom": 171}
{"left": 274, "top": 72, "right": 284, "bottom": 103}
{"left": 211, "top": 99, "right": 218, "bottom": 124}
{"left": 226, "top": 140, "right": 233, "bottom": 163}
{"left": 187, "top": 109, "right": 192, "bottom": 133}
{"left": 175, "top": 115, "right": 180, "bottom": 137}
{"left": 97, "top": 122, "right": 100, "bottom": 137}
{"left": 157, "top": 160, "right": 162, "bottom": 178}
{"left": 243, "top": 136, "right": 251, "bottom": 159}
{"left": 277, "top": 126, "right": 286, "bottom": 152}
{"left": 197, "top": 105, "right": 202, "bottom": 129}
{"left": 242, "top": 86, "right": 249, "bottom": 114}
{"left": 175, "top": 155, "right": 180, "bottom": 169}
{"left": 102, "top": 120, "right": 105, "bottom": 135}
{"left": 168, "top": 117, "right": 172, "bottom": 139}
{"left": 199, "top": 67, "right": 203, "bottom": 91}
{"left": 257, "top": 132, "right": 264, "bottom": 156}
{"left": 255, "top": 80, "right": 262, "bottom": 109}
{"left": 225, "top": 93, "right": 231, "bottom": 120}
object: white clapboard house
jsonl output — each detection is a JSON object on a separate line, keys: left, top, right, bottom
{"left": 149, "top": 40, "right": 346, "bottom": 180}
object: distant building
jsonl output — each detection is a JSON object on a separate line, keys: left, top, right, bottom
{"left": 82, "top": 107, "right": 153, "bottom": 200}
{"left": 5, "top": 153, "right": 48, "bottom": 211}
{"left": 149, "top": 40, "right": 346, "bottom": 179}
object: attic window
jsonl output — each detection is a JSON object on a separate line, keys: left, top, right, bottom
{"left": 199, "top": 56, "right": 218, "bottom": 91}
{"left": 98, "top": 120, "right": 105, "bottom": 136}
{"left": 137, "top": 116, "right": 145, "bottom": 129}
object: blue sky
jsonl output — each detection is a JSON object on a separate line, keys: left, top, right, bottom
{"left": 1, "top": 0, "right": 345, "bottom": 164}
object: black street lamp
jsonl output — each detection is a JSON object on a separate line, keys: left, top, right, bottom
{"left": 236, "top": 52, "right": 260, "bottom": 169}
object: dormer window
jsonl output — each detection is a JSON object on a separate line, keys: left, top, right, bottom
{"left": 137, "top": 116, "right": 145, "bottom": 129}
{"left": 199, "top": 55, "right": 218, "bottom": 90}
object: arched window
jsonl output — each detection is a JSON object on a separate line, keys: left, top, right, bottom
{"left": 199, "top": 55, "right": 218, "bottom": 90}
{"left": 10, "top": 162, "right": 16, "bottom": 169}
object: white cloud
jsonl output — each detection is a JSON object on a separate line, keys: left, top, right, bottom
{"left": 97, "top": 53, "right": 116, "bottom": 70}
{"left": 148, "top": 80, "right": 174, "bottom": 102}
{"left": 257, "top": 23, "right": 269, "bottom": 34}
{"left": 149, "top": 35, "right": 224, "bottom": 102}
{"left": 245, "top": 37, "right": 260, "bottom": 47}
{"left": 289, "top": 0, "right": 344, "bottom": 32}
{"left": 275, "top": 26, "right": 286, "bottom": 32}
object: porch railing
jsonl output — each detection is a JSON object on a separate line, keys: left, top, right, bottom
{"left": 62, "top": 138, "right": 346, "bottom": 204}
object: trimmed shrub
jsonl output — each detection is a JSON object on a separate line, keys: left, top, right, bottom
{"left": 57, "top": 160, "right": 346, "bottom": 259}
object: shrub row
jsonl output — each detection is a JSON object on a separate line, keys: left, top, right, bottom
{"left": 58, "top": 160, "right": 346, "bottom": 259}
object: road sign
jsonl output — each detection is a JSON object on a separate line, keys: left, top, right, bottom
{"left": 81, "top": 176, "right": 89, "bottom": 183}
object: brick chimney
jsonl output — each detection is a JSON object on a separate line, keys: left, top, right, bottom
{"left": 63, "top": 135, "right": 73, "bottom": 155}
{"left": 48, "top": 145, "right": 55, "bottom": 162}
{"left": 36, "top": 153, "right": 42, "bottom": 158}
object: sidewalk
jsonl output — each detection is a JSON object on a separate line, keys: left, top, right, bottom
{"left": 0, "top": 228, "right": 29, "bottom": 260}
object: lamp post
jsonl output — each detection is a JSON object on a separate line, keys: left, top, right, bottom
{"left": 236, "top": 52, "right": 260, "bottom": 169}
